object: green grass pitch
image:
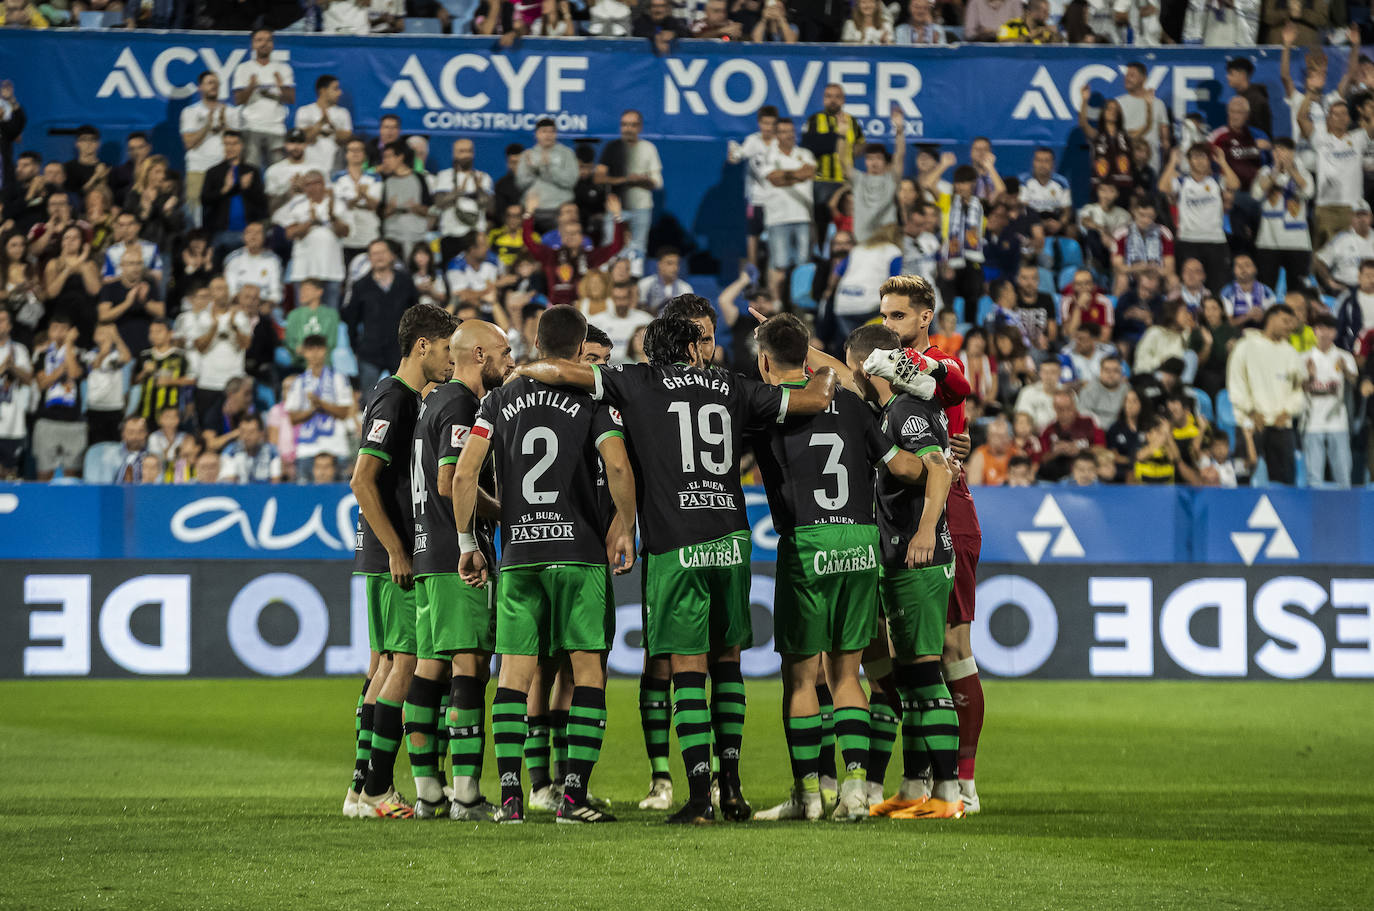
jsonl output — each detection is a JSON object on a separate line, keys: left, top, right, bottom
{"left": 1, "top": 678, "right": 1370, "bottom": 910}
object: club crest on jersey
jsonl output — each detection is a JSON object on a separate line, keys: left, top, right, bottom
{"left": 814, "top": 545, "right": 877, "bottom": 575}
{"left": 366, "top": 419, "right": 390, "bottom": 443}
{"left": 450, "top": 424, "right": 471, "bottom": 448}
{"left": 901, "top": 415, "right": 929, "bottom": 438}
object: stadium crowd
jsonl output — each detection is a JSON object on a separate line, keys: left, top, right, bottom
{"left": 1, "top": 22, "right": 1372, "bottom": 488}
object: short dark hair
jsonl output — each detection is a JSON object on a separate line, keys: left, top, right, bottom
{"left": 879, "top": 274, "right": 937, "bottom": 313}
{"left": 198, "top": 71, "right": 216, "bottom": 85}
{"left": 17, "top": 151, "right": 39, "bottom": 165}
{"left": 756, "top": 314, "right": 810, "bottom": 369}
{"left": 223, "top": 129, "right": 243, "bottom": 142}
{"left": 381, "top": 114, "right": 401, "bottom": 127}
{"left": 1009, "top": 454, "right": 1033, "bottom": 470}
{"left": 302, "top": 333, "right": 328, "bottom": 349}
{"left": 655, "top": 246, "right": 681, "bottom": 260}
{"left": 1131, "top": 193, "right": 1156, "bottom": 210}
{"left": 845, "top": 324, "right": 901, "bottom": 363}
{"left": 644, "top": 315, "right": 703, "bottom": 366}
{"left": 864, "top": 142, "right": 891, "bottom": 161}
{"left": 1034, "top": 145, "right": 1055, "bottom": 158}
{"left": 1126, "top": 61, "right": 1148, "bottom": 76}
{"left": 585, "top": 324, "right": 613, "bottom": 349}
{"left": 239, "top": 413, "right": 264, "bottom": 430}
{"left": 535, "top": 117, "right": 556, "bottom": 131}
{"left": 504, "top": 143, "right": 524, "bottom": 157}
{"left": 383, "top": 140, "right": 409, "bottom": 160}
{"left": 315, "top": 74, "right": 338, "bottom": 93}
{"left": 301, "top": 278, "right": 324, "bottom": 291}
{"left": 76, "top": 125, "right": 99, "bottom": 139}
{"left": 1274, "top": 136, "right": 1296, "bottom": 150}
{"left": 398, "top": 303, "right": 458, "bottom": 358}
{"left": 149, "top": 318, "right": 171, "bottom": 331}
{"left": 1226, "top": 57, "right": 1255, "bottom": 75}
{"left": 1263, "top": 304, "right": 1296, "bottom": 328}
{"left": 757, "top": 105, "right": 779, "bottom": 120}
{"left": 1073, "top": 450, "right": 1097, "bottom": 466}
{"left": 536, "top": 305, "right": 588, "bottom": 359}
{"left": 129, "top": 131, "right": 149, "bottom": 144}
{"left": 661, "top": 294, "right": 717, "bottom": 329}
{"left": 952, "top": 165, "right": 978, "bottom": 184}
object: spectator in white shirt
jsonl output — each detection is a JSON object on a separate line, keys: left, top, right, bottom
{"left": 1014, "top": 359, "right": 1063, "bottom": 432}
{"left": 1183, "top": 0, "right": 1258, "bottom": 46}
{"left": 190, "top": 276, "right": 252, "bottom": 417}
{"left": 725, "top": 104, "right": 778, "bottom": 270}
{"left": 594, "top": 109, "right": 662, "bottom": 274}
{"left": 1116, "top": 62, "right": 1172, "bottom": 172}
{"left": 286, "top": 334, "right": 356, "bottom": 464}
{"left": 1298, "top": 94, "right": 1374, "bottom": 248}
{"left": 332, "top": 138, "right": 382, "bottom": 263}
{"left": 1314, "top": 200, "right": 1374, "bottom": 295}
{"left": 295, "top": 75, "right": 353, "bottom": 179}
{"left": 637, "top": 246, "right": 694, "bottom": 312}
{"left": 763, "top": 118, "right": 818, "bottom": 301}
{"left": 1227, "top": 304, "right": 1306, "bottom": 485}
{"left": 587, "top": 280, "right": 653, "bottom": 364}
{"left": 222, "top": 221, "right": 283, "bottom": 305}
{"left": 896, "top": 0, "right": 946, "bottom": 43}
{"left": 321, "top": 0, "right": 373, "bottom": 33}
{"left": 283, "top": 171, "right": 352, "bottom": 309}
{"left": 841, "top": 0, "right": 894, "bottom": 42}
{"left": 180, "top": 71, "right": 241, "bottom": 229}
{"left": 446, "top": 230, "right": 506, "bottom": 325}
{"left": 1019, "top": 146, "right": 1073, "bottom": 235}
{"left": 0, "top": 309, "right": 33, "bottom": 477}
{"left": 433, "top": 138, "right": 493, "bottom": 266}
{"left": 1253, "top": 137, "right": 1313, "bottom": 291}
{"left": 219, "top": 412, "right": 283, "bottom": 482}
{"left": 1303, "top": 313, "right": 1358, "bottom": 487}
{"left": 264, "top": 130, "right": 314, "bottom": 225}
{"left": 1159, "top": 142, "right": 1240, "bottom": 293}
{"left": 231, "top": 29, "right": 296, "bottom": 169}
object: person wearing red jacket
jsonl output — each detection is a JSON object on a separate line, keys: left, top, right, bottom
{"left": 522, "top": 191, "right": 626, "bottom": 307}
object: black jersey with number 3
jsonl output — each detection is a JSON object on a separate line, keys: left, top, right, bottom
{"left": 412, "top": 380, "right": 496, "bottom": 576}
{"left": 876, "top": 392, "right": 953, "bottom": 570}
{"left": 593, "top": 362, "right": 788, "bottom": 554}
{"left": 354, "top": 375, "right": 421, "bottom": 575}
{"left": 750, "top": 385, "right": 897, "bottom": 536}
{"left": 474, "top": 377, "right": 623, "bottom": 568}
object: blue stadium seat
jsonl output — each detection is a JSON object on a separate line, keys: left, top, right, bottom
{"left": 1294, "top": 450, "right": 1308, "bottom": 488}
{"left": 790, "top": 262, "right": 817, "bottom": 312}
{"left": 1037, "top": 267, "right": 1055, "bottom": 295}
{"left": 973, "top": 294, "right": 996, "bottom": 327}
{"left": 332, "top": 323, "right": 358, "bottom": 378}
{"left": 1056, "top": 266, "right": 1078, "bottom": 291}
{"left": 1191, "top": 386, "right": 1214, "bottom": 425}
{"left": 1056, "top": 237, "right": 1084, "bottom": 271}
{"left": 403, "top": 17, "right": 443, "bottom": 33}
{"left": 1215, "top": 389, "right": 1237, "bottom": 444}
{"left": 82, "top": 442, "right": 124, "bottom": 484}
{"left": 439, "top": 0, "right": 481, "bottom": 27}
{"left": 79, "top": 10, "right": 122, "bottom": 28}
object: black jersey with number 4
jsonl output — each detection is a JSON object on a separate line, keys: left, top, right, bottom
{"left": 593, "top": 362, "right": 789, "bottom": 554}
{"left": 473, "top": 377, "right": 623, "bottom": 569}
{"left": 750, "top": 385, "right": 897, "bottom": 536}
{"left": 411, "top": 380, "right": 497, "bottom": 576}
{"left": 876, "top": 392, "right": 953, "bottom": 570}
{"left": 354, "top": 375, "right": 421, "bottom": 574}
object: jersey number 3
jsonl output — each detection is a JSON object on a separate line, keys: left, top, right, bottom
{"left": 810, "top": 432, "right": 849, "bottom": 510}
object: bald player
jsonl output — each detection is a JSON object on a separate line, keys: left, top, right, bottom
{"left": 405, "top": 320, "right": 514, "bottom": 819}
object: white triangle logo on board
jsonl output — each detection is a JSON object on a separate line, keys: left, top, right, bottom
{"left": 1015, "top": 495, "right": 1085, "bottom": 565}
{"left": 1230, "top": 495, "right": 1299, "bottom": 566}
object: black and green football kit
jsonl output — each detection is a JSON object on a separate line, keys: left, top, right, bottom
{"left": 473, "top": 376, "right": 623, "bottom": 657}
{"left": 750, "top": 385, "right": 897, "bottom": 656}
{"left": 876, "top": 392, "right": 955, "bottom": 660}
{"left": 411, "top": 379, "right": 497, "bottom": 659}
{"left": 590, "top": 362, "right": 789, "bottom": 657}
{"left": 353, "top": 374, "right": 421, "bottom": 655}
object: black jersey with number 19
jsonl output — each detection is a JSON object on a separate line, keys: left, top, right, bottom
{"left": 876, "top": 391, "right": 953, "bottom": 570}
{"left": 473, "top": 377, "right": 623, "bottom": 568}
{"left": 593, "top": 362, "right": 788, "bottom": 554}
{"left": 411, "top": 380, "right": 496, "bottom": 576}
{"left": 354, "top": 375, "right": 421, "bottom": 575}
{"left": 750, "top": 385, "right": 897, "bottom": 536}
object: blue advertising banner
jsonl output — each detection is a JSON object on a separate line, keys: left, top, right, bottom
{"left": 1, "top": 483, "right": 1368, "bottom": 565}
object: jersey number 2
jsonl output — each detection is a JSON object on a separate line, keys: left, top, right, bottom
{"left": 522, "top": 426, "right": 558, "bottom": 504}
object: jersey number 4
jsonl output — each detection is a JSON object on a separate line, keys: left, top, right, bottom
{"left": 667, "top": 401, "right": 732, "bottom": 475}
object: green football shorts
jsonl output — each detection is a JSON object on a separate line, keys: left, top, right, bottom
{"left": 775, "top": 524, "right": 880, "bottom": 656}
{"left": 415, "top": 573, "right": 495, "bottom": 659}
{"left": 879, "top": 561, "right": 957, "bottom": 659}
{"left": 496, "top": 563, "right": 612, "bottom": 656}
{"left": 642, "top": 531, "right": 752, "bottom": 657}
{"left": 357, "top": 572, "right": 417, "bottom": 655}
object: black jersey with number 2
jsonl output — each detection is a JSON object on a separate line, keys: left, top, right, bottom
{"left": 354, "top": 375, "right": 421, "bottom": 575}
{"left": 876, "top": 392, "right": 953, "bottom": 570}
{"left": 474, "top": 376, "right": 623, "bottom": 569}
{"left": 593, "top": 362, "right": 788, "bottom": 554}
{"left": 750, "top": 385, "right": 897, "bottom": 537}
{"left": 412, "top": 380, "right": 497, "bottom": 576}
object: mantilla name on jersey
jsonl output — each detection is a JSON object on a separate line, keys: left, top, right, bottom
{"left": 678, "top": 536, "right": 746, "bottom": 568}
{"left": 509, "top": 512, "right": 576, "bottom": 543}
{"left": 498, "top": 388, "right": 582, "bottom": 421}
{"left": 813, "top": 544, "right": 878, "bottom": 576}
{"left": 450, "top": 424, "right": 470, "bottom": 448}
{"left": 366, "top": 419, "right": 390, "bottom": 443}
